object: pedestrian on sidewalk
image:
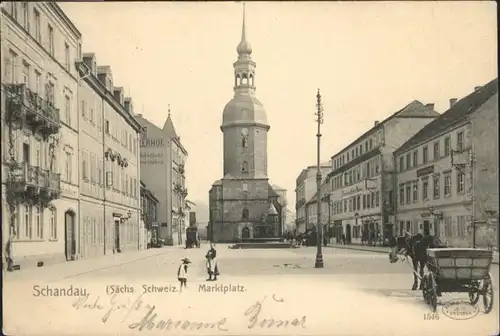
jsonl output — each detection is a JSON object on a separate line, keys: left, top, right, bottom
{"left": 178, "top": 258, "right": 191, "bottom": 292}
{"left": 205, "top": 243, "right": 219, "bottom": 281}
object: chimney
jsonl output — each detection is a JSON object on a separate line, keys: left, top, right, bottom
{"left": 374, "top": 120, "right": 379, "bottom": 127}
{"left": 449, "top": 98, "right": 458, "bottom": 108}
{"left": 425, "top": 103, "right": 435, "bottom": 110}
{"left": 474, "top": 86, "right": 482, "bottom": 91}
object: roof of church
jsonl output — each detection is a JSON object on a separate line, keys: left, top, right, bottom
{"left": 268, "top": 183, "right": 280, "bottom": 197}
{"left": 222, "top": 93, "right": 268, "bottom": 127}
{"left": 221, "top": 5, "right": 268, "bottom": 129}
{"left": 271, "top": 184, "right": 286, "bottom": 191}
{"left": 236, "top": 4, "right": 252, "bottom": 56}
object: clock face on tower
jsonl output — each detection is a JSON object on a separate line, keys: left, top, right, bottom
{"left": 240, "top": 128, "right": 248, "bottom": 136}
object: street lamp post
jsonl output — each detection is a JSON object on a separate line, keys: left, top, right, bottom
{"left": 315, "top": 89, "right": 324, "bottom": 268}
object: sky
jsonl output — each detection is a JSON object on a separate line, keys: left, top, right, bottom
{"left": 59, "top": 1, "right": 497, "bottom": 213}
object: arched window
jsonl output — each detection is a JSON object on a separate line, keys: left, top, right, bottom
{"left": 242, "top": 137, "right": 248, "bottom": 148}
{"left": 235, "top": 74, "right": 241, "bottom": 87}
{"left": 242, "top": 161, "right": 248, "bottom": 175}
{"left": 242, "top": 208, "right": 249, "bottom": 220}
{"left": 242, "top": 73, "right": 248, "bottom": 85}
{"left": 249, "top": 74, "right": 254, "bottom": 86}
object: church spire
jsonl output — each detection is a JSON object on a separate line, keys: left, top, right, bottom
{"left": 236, "top": 3, "right": 252, "bottom": 56}
{"left": 233, "top": 3, "right": 255, "bottom": 92}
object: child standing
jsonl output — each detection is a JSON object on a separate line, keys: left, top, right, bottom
{"left": 178, "top": 258, "right": 191, "bottom": 292}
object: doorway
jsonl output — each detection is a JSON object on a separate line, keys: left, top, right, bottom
{"left": 64, "top": 210, "right": 76, "bottom": 261}
{"left": 346, "top": 224, "right": 352, "bottom": 244}
{"left": 114, "top": 219, "right": 121, "bottom": 253}
{"left": 423, "top": 220, "right": 430, "bottom": 236}
{"left": 242, "top": 226, "right": 250, "bottom": 239}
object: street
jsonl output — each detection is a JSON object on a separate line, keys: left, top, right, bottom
{"left": 3, "top": 244, "right": 499, "bottom": 336}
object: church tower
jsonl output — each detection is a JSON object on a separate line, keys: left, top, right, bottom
{"left": 221, "top": 4, "right": 269, "bottom": 179}
{"left": 209, "top": 5, "right": 280, "bottom": 243}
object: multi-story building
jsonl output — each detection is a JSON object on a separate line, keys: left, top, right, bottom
{"left": 305, "top": 178, "right": 331, "bottom": 233}
{"left": 272, "top": 184, "right": 287, "bottom": 235}
{"left": 295, "top": 163, "right": 331, "bottom": 232}
{"left": 394, "top": 79, "right": 498, "bottom": 249}
{"left": 1, "top": 2, "right": 82, "bottom": 270}
{"left": 135, "top": 112, "right": 188, "bottom": 246}
{"left": 140, "top": 181, "right": 158, "bottom": 249}
{"left": 328, "top": 101, "right": 440, "bottom": 244}
{"left": 75, "top": 53, "right": 142, "bottom": 257}
{"left": 186, "top": 199, "right": 196, "bottom": 228}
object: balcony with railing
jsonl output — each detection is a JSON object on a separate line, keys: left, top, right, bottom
{"left": 173, "top": 183, "right": 188, "bottom": 198}
{"left": 4, "top": 84, "right": 61, "bottom": 138}
{"left": 178, "top": 163, "right": 185, "bottom": 175}
{"left": 7, "top": 162, "right": 62, "bottom": 207}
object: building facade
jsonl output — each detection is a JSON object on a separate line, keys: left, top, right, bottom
{"left": 295, "top": 164, "right": 331, "bottom": 233}
{"left": 186, "top": 199, "right": 196, "bottom": 227}
{"left": 1, "top": 2, "right": 82, "bottom": 269}
{"left": 394, "top": 79, "right": 498, "bottom": 249}
{"left": 305, "top": 178, "right": 332, "bottom": 233}
{"left": 140, "top": 181, "right": 158, "bottom": 249}
{"left": 135, "top": 112, "right": 188, "bottom": 246}
{"left": 208, "top": 9, "right": 281, "bottom": 243}
{"left": 328, "top": 101, "right": 440, "bottom": 244}
{"left": 76, "top": 53, "right": 143, "bottom": 258}
{"left": 272, "top": 184, "right": 287, "bottom": 235}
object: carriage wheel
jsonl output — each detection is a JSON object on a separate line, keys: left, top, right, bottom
{"left": 468, "top": 280, "right": 480, "bottom": 305}
{"left": 428, "top": 273, "right": 438, "bottom": 312}
{"left": 482, "top": 273, "right": 494, "bottom": 314}
{"left": 422, "top": 275, "right": 429, "bottom": 304}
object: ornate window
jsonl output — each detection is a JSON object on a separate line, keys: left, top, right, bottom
{"left": 242, "top": 137, "right": 248, "bottom": 148}
{"left": 242, "top": 208, "right": 249, "bottom": 220}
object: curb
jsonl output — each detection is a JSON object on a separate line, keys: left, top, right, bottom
{"left": 4, "top": 248, "right": 177, "bottom": 283}
{"left": 326, "top": 245, "right": 388, "bottom": 254}
{"left": 327, "top": 245, "right": 500, "bottom": 265}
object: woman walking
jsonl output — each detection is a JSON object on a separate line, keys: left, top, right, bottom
{"left": 205, "top": 243, "right": 219, "bottom": 281}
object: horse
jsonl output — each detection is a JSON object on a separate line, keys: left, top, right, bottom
{"left": 388, "top": 232, "right": 447, "bottom": 290}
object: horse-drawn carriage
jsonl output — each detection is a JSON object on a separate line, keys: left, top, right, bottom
{"left": 185, "top": 226, "right": 200, "bottom": 249}
{"left": 421, "top": 248, "right": 494, "bottom": 313}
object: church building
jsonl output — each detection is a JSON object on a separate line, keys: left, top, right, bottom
{"left": 208, "top": 7, "right": 282, "bottom": 243}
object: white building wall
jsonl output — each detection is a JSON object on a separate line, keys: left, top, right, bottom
{"left": 1, "top": 3, "right": 81, "bottom": 269}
